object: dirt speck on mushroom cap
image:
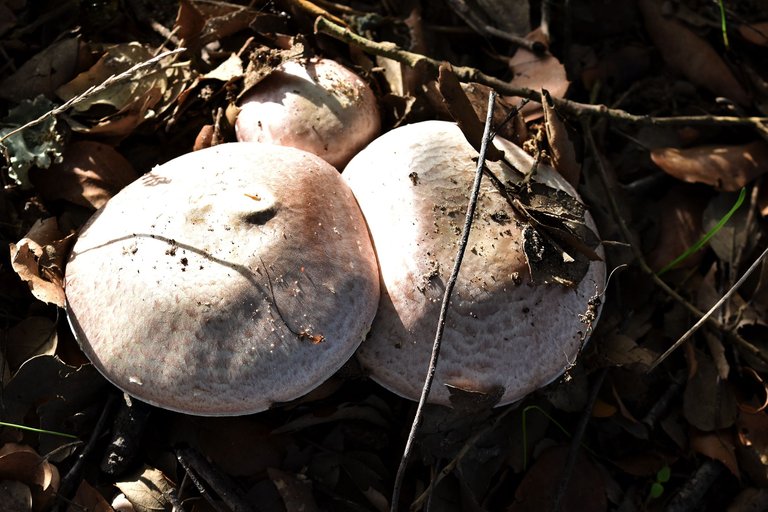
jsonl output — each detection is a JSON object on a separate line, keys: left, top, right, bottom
{"left": 65, "top": 142, "right": 380, "bottom": 416}
{"left": 343, "top": 121, "right": 606, "bottom": 407}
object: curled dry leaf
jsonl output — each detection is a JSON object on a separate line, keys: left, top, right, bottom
{"left": 10, "top": 218, "right": 75, "bottom": 307}
{"left": 638, "top": 0, "right": 750, "bottom": 105}
{"left": 542, "top": 89, "right": 580, "bottom": 187}
{"left": 115, "top": 466, "right": 175, "bottom": 512}
{"left": 30, "top": 140, "right": 138, "bottom": 209}
{"left": 650, "top": 142, "right": 768, "bottom": 191}
{"left": 437, "top": 64, "right": 503, "bottom": 161}
{"left": 0, "top": 443, "right": 60, "bottom": 512}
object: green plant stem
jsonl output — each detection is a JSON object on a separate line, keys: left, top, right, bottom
{"left": 657, "top": 188, "right": 746, "bottom": 276}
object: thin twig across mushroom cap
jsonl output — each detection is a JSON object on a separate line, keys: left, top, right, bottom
{"left": 65, "top": 142, "right": 380, "bottom": 416}
{"left": 343, "top": 121, "right": 606, "bottom": 407}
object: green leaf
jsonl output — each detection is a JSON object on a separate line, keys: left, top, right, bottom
{"left": 657, "top": 465, "right": 671, "bottom": 483}
{"left": 650, "top": 482, "right": 665, "bottom": 499}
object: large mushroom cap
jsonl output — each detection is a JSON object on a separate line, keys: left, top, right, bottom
{"left": 235, "top": 57, "right": 380, "bottom": 169}
{"left": 65, "top": 142, "right": 380, "bottom": 416}
{"left": 343, "top": 121, "right": 606, "bottom": 407}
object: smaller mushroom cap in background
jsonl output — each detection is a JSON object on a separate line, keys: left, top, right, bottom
{"left": 343, "top": 121, "right": 606, "bottom": 407}
{"left": 235, "top": 58, "right": 380, "bottom": 169}
{"left": 65, "top": 142, "right": 380, "bottom": 416}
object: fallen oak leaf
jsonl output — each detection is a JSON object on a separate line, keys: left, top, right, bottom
{"left": 650, "top": 141, "right": 768, "bottom": 191}
{"left": 9, "top": 218, "right": 74, "bottom": 308}
{"left": 638, "top": 0, "right": 750, "bottom": 105}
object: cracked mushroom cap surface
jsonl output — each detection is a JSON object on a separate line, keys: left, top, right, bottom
{"left": 235, "top": 57, "right": 381, "bottom": 169}
{"left": 343, "top": 121, "right": 606, "bottom": 407}
{"left": 65, "top": 142, "right": 380, "bottom": 416}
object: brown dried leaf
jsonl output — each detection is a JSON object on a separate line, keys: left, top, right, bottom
{"left": 542, "top": 89, "right": 580, "bottom": 187}
{"left": 6, "top": 316, "right": 57, "bottom": 370}
{"left": 650, "top": 142, "right": 768, "bottom": 191}
{"left": 30, "top": 141, "right": 138, "bottom": 209}
{"left": 508, "top": 445, "right": 606, "bottom": 512}
{"left": 56, "top": 43, "right": 192, "bottom": 138}
{"left": 638, "top": 0, "right": 750, "bottom": 105}
{"left": 0, "top": 37, "right": 81, "bottom": 102}
{"left": 66, "top": 480, "right": 113, "bottom": 512}
{"left": 174, "top": 0, "right": 260, "bottom": 50}
{"left": 647, "top": 185, "right": 707, "bottom": 272}
{"left": 462, "top": 82, "right": 528, "bottom": 144}
{"left": 116, "top": 466, "right": 175, "bottom": 512}
{"left": 506, "top": 28, "right": 569, "bottom": 121}
{"left": 738, "top": 22, "right": 768, "bottom": 46}
{"left": 683, "top": 352, "right": 738, "bottom": 431}
{"left": 703, "top": 190, "right": 759, "bottom": 265}
{"left": 437, "top": 64, "right": 503, "bottom": 161}
{"left": 0, "top": 443, "right": 60, "bottom": 512}
{"left": 690, "top": 430, "right": 740, "bottom": 477}
{"left": 201, "top": 53, "right": 243, "bottom": 82}
{"left": 10, "top": 218, "right": 75, "bottom": 307}
{"left": 600, "top": 333, "right": 657, "bottom": 369}
{"left": 268, "top": 468, "right": 320, "bottom": 512}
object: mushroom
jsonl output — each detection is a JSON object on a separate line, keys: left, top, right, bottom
{"left": 235, "top": 57, "right": 380, "bottom": 169}
{"left": 343, "top": 121, "right": 606, "bottom": 407}
{"left": 64, "top": 142, "right": 380, "bottom": 416}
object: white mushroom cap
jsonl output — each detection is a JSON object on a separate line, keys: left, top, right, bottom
{"left": 235, "top": 58, "right": 381, "bottom": 169}
{"left": 65, "top": 142, "right": 380, "bottom": 416}
{"left": 343, "top": 121, "right": 606, "bottom": 407}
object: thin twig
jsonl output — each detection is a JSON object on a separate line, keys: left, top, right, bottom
{"left": 580, "top": 120, "right": 768, "bottom": 368}
{"left": 550, "top": 367, "right": 608, "bottom": 512}
{"left": 482, "top": 25, "right": 547, "bottom": 55}
{"left": 177, "top": 448, "right": 253, "bottom": 512}
{"left": 0, "top": 47, "right": 186, "bottom": 145}
{"left": 409, "top": 405, "right": 516, "bottom": 511}
{"left": 649, "top": 244, "right": 768, "bottom": 371}
{"left": 53, "top": 393, "right": 117, "bottom": 512}
{"left": 314, "top": 17, "right": 768, "bottom": 133}
{"left": 390, "top": 90, "right": 498, "bottom": 512}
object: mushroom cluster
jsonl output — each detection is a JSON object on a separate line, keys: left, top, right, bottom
{"left": 64, "top": 142, "right": 380, "bottom": 416}
{"left": 343, "top": 121, "right": 606, "bottom": 407}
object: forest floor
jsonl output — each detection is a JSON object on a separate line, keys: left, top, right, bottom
{"left": 2, "top": 0, "right": 768, "bottom": 511}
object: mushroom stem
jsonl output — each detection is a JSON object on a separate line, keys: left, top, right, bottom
{"left": 391, "top": 90, "right": 498, "bottom": 512}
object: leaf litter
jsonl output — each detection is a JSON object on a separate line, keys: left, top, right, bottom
{"left": 2, "top": 0, "right": 768, "bottom": 511}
